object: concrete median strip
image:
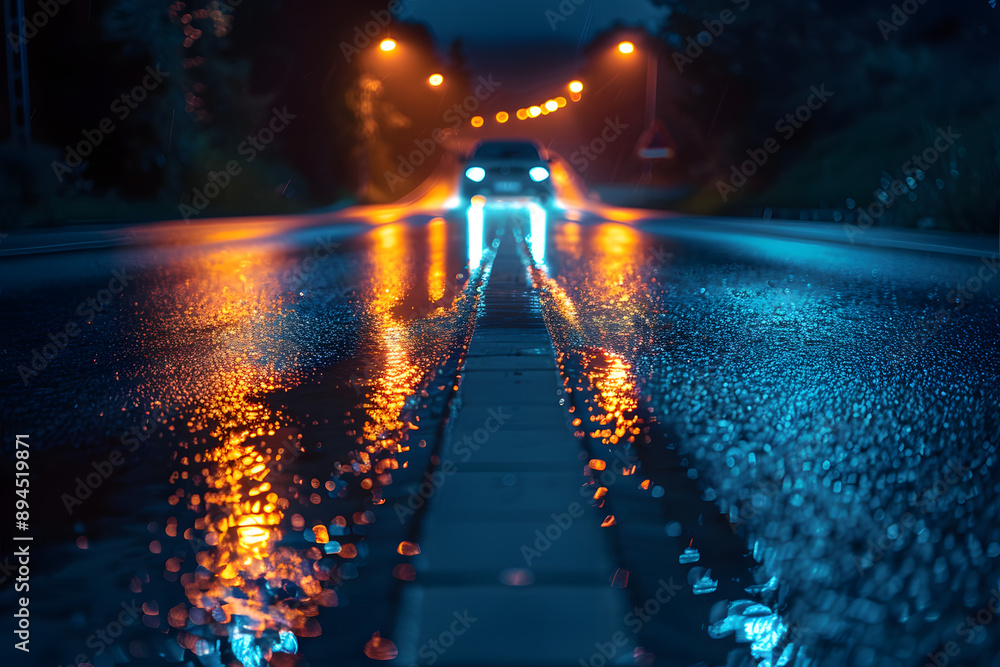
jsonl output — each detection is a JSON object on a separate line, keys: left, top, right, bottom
{"left": 392, "top": 226, "right": 632, "bottom": 665}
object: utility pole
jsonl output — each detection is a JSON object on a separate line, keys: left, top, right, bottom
{"left": 642, "top": 50, "right": 657, "bottom": 184}
{"left": 4, "top": 0, "right": 31, "bottom": 147}
{"left": 644, "top": 49, "right": 657, "bottom": 134}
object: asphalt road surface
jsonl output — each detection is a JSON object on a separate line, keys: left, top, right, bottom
{"left": 1, "top": 176, "right": 997, "bottom": 667}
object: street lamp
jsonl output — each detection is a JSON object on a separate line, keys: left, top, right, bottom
{"left": 617, "top": 38, "right": 662, "bottom": 181}
{"left": 616, "top": 39, "right": 657, "bottom": 135}
{"left": 379, "top": 38, "right": 396, "bottom": 52}
{"left": 568, "top": 80, "right": 584, "bottom": 103}
{"left": 496, "top": 111, "right": 509, "bottom": 123}
{"left": 428, "top": 73, "right": 443, "bottom": 86}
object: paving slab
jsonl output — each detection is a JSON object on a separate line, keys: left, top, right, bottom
{"left": 395, "top": 585, "right": 632, "bottom": 666}
{"left": 392, "top": 227, "right": 633, "bottom": 666}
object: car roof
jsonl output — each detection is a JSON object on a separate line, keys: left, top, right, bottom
{"left": 476, "top": 139, "right": 539, "bottom": 148}
{"left": 470, "top": 139, "right": 547, "bottom": 158}
{"left": 473, "top": 139, "right": 542, "bottom": 148}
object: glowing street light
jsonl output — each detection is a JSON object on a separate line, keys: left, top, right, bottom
{"left": 516, "top": 108, "right": 528, "bottom": 120}
{"left": 380, "top": 38, "right": 397, "bottom": 52}
{"left": 613, "top": 37, "right": 666, "bottom": 182}
{"left": 471, "top": 115, "right": 484, "bottom": 128}
{"left": 568, "top": 80, "right": 584, "bottom": 93}
{"left": 496, "top": 111, "right": 509, "bottom": 123}
{"left": 544, "top": 99, "right": 558, "bottom": 112}
{"left": 428, "top": 73, "right": 443, "bottom": 86}
{"left": 528, "top": 105, "right": 542, "bottom": 118}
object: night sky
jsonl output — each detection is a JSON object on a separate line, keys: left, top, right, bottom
{"left": 400, "top": 0, "right": 668, "bottom": 67}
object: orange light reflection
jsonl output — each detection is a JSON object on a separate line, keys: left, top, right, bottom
{"left": 582, "top": 349, "right": 640, "bottom": 446}
{"left": 428, "top": 217, "right": 447, "bottom": 302}
{"left": 355, "top": 224, "right": 423, "bottom": 505}
{"left": 148, "top": 248, "right": 327, "bottom": 646}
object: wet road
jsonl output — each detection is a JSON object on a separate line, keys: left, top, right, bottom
{"left": 1, "top": 197, "right": 998, "bottom": 667}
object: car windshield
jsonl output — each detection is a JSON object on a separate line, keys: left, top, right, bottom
{"left": 472, "top": 142, "right": 542, "bottom": 160}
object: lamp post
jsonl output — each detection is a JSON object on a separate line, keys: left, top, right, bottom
{"left": 617, "top": 40, "right": 657, "bottom": 138}
{"left": 359, "top": 39, "right": 449, "bottom": 199}
{"left": 618, "top": 40, "right": 661, "bottom": 183}
{"left": 357, "top": 39, "right": 400, "bottom": 200}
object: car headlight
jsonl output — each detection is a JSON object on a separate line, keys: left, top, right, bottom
{"left": 465, "top": 167, "right": 486, "bottom": 182}
{"left": 529, "top": 167, "right": 550, "bottom": 182}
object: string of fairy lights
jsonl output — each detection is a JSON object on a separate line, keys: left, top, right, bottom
{"left": 469, "top": 79, "right": 585, "bottom": 128}
{"left": 373, "top": 36, "right": 644, "bottom": 129}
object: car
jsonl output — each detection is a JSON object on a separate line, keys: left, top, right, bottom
{"left": 460, "top": 139, "right": 555, "bottom": 204}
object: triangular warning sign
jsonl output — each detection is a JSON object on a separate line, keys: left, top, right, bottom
{"left": 636, "top": 120, "right": 676, "bottom": 159}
